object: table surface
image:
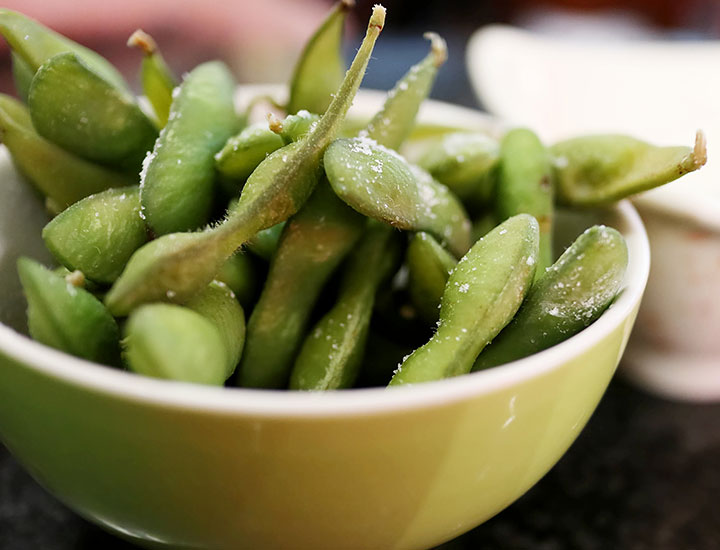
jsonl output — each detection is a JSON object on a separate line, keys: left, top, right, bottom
{"left": 2, "top": 33, "right": 720, "bottom": 550}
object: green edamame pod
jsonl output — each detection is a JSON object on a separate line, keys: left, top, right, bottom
{"left": 406, "top": 231, "right": 457, "bottom": 322}
{"left": 552, "top": 131, "right": 706, "bottom": 206}
{"left": 245, "top": 222, "right": 285, "bottom": 261}
{"left": 362, "top": 32, "right": 446, "bottom": 150}
{"left": 123, "top": 304, "right": 228, "bottom": 385}
{"left": 389, "top": 214, "right": 539, "bottom": 385}
{"left": 287, "top": 0, "right": 353, "bottom": 115}
{"left": 105, "top": 6, "right": 385, "bottom": 316}
{"left": 127, "top": 29, "right": 177, "bottom": 128}
{"left": 186, "top": 280, "right": 246, "bottom": 377}
{"left": 269, "top": 110, "right": 321, "bottom": 145}
{"left": 42, "top": 186, "right": 146, "bottom": 284}
{"left": 290, "top": 222, "right": 400, "bottom": 390}
{"left": 28, "top": 52, "right": 157, "bottom": 169}
{"left": 0, "top": 9, "right": 128, "bottom": 91}
{"left": 237, "top": 182, "right": 365, "bottom": 389}
{"left": 215, "top": 122, "right": 284, "bottom": 185}
{"left": 496, "top": 128, "right": 554, "bottom": 275}
{"left": 17, "top": 257, "right": 120, "bottom": 365}
{"left": 0, "top": 94, "right": 135, "bottom": 210}
{"left": 11, "top": 51, "right": 33, "bottom": 101}
{"left": 473, "top": 225, "right": 628, "bottom": 370}
{"left": 418, "top": 132, "right": 500, "bottom": 207}
{"left": 216, "top": 252, "right": 259, "bottom": 310}
{"left": 324, "top": 137, "right": 471, "bottom": 256}
{"left": 140, "top": 61, "right": 238, "bottom": 235}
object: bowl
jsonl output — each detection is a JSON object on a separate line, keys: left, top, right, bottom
{"left": 0, "top": 87, "right": 649, "bottom": 550}
{"left": 467, "top": 25, "right": 720, "bottom": 401}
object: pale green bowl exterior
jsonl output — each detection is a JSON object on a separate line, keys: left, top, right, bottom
{"left": 0, "top": 90, "right": 648, "bottom": 550}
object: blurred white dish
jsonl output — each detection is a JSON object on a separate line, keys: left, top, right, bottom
{"left": 467, "top": 25, "right": 720, "bottom": 401}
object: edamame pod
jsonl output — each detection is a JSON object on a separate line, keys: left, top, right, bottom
{"left": 290, "top": 222, "right": 400, "bottom": 390}
{"left": 418, "top": 132, "right": 500, "bottom": 207}
{"left": 28, "top": 53, "right": 157, "bottom": 169}
{"left": 42, "top": 186, "right": 146, "bottom": 284}
{"left": 473, "top": 225, "right": 627, "bottom": 370}
{"left": 287, "top": 0, "right": 353, "bottom": 115}
{"left": 362, "top": 32, "right": 447, "bottom": 150}
{"left": 270, "top": 110, "right": 321, "bottom": 145}
{"left": 0, "top": 9, "right": 128, "bottom": 91}
{"left": 324, "top": 137, "right": 471, "bottom": 256}
{"left": 237, "top": 182, "right": 365, "bottom": 389}
{"left": 389, "top": 214, "right": 539, "bottom": 385}
{"left": 496, "top": 128, "right": 554, "bottom": 275}
{"left": 105, "top": 6, "right": 385, "bottom": 316}
{"left": 123, "top": 304, "right": 228, "bottom": 385}
{"left": 17, "top": 257, "right": 120, "bottom": 365}
{"left": 127, "top": 29, "right": 177, "bottom": 128}
{"left": 0, "top": 94, "right": 135, "bottom": 210}
{"left": 552, "top": 131, "right": 707, "bottom": 206}
{"left": 214, "top": 122, "right": 284, "bottom": 184}
{"left": 186, "top": 280, "right": 246, "bottom": 377}
{"left": 11, "top": 51, "right": 33, "bottom": 101}
{"left": 140, "top": 61, "right": 238, "bottom": 235}
{"left": 406, "top": 231, "right": 457, "bottom": 322}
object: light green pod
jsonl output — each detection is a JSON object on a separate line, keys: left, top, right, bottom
{"left": 552, "top": 131, "right": 707, "bottom": 206}
{"left": 406, "top": 231, "right": 457, "bottom": 322}
{"left": 418, "top": 132, "right": 500, "bottom": 207}
{"left": 42, "top": 186, "right": 146, "bottom": 284}
{"left": 186, "top": 280, "right": 246, "bottom": 378}
{"left": 362, "top": 32, "right": 446, "bottom": 150}
{"left": 0, "top": 9, "right": 128, "bottom": 91}
{"left": 324, "top": 137, "right": 471, "bottom": 257}
{"left": 271, "top": 110, "right": 321, "bottom": 144}
{"left": 105, "top": 6, "right": 385, "bottom": 316}
{"left": 290, "top": 222, "right": 400, "bottom": 391}
{"left": 237, "top": 182, "right": 365, "bottom": 389}
{"left": 17, "top": 257, "right": 120, "bottom": 365}
{"left": 215, "top": 122, "right": 284, "bottom": 183}
{"left": 216, "top": 251, "right": 259, "bottom": 311}
{"left": 123, "top": 304, "right": 228, "bottom": 385}
{"left": 287, "top": 0, "right": 353, "bottom": 115}
{"left": 389, "top": 214, "right": 539, "bottom": 386}
{"left": 496, "top": 128, "right": 554, "bottom": 275}
{"left": 127, "top": 29, "right": 177, "bottom": 128}
{"left": 0, "top": 94, "right": 135, "bottom": 210}
{"left": 28, "top": 53, "right": 157, "bottom": 169}
{"left": 11, "top": 51, "right": 33, "bottom": 101}
{"left": 245, "top": 222, "right": 285, "bottom": 261}
{"left": 140, "top": 61, "right": 238, "bottom": 235}
{"left": 474, "top": 225, "right": 628, "bottom": 370}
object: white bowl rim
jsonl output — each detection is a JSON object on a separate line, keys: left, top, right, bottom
{"left": 0, "top": 91, "right": 650, "bottom": 418}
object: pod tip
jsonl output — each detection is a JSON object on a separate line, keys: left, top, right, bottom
{"left": 127, "top": 29, "right": 156, "bottom": 56}
{"left": 370, "top": 4, "right": 386, "bottom": 31}
{"left": 693, "top": 129, "right": 707, "bottom": 169}
{"left": 423, "top": 32, "right": 447, "bottom": 67}
{"left": 340, "top": 0, "right": 355, "bottom": 11}
{"left": 267, "top": 112, "right": 283, "bottom": 135}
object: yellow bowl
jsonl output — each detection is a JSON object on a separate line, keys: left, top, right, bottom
{"left": 0, "top": 88, "right": 649, "bottom": 550}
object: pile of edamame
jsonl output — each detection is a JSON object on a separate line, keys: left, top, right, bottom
{"left": 1, "top": 3, "right": 706, "bottom": 389}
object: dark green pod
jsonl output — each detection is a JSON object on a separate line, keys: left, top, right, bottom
{"left": 140, "top": 61, "right": 239, "bottom": 235}
{"left": 123, "top": 304, "right": 228, "bottom": 385}
{"left": 287, "top": 0, "right": 353, "bottom": 115}
{"left": 127, "top": 29, "right": 177, "bottom": 128}
{"left": 42, "top": 186, "right": 146, "bottom": 284}
{"left": 0, "top": 9, "right": 128, "bottom": 91}
{"left": 496, "top": 128, "right": 554, "bottom": 275}
{"left": 552, "top": 131, "right": 706, "bottom": 206}
{"left": 28, "top": 53, "right": 157, "bottom": 169}
{"left": 17, "top": 257, "right": 120, "bottom": 365}
{"left": 0, "top": 93, "right": 135, "bottom": 211}
{"left": 473, "top": 225, "right": 628, "bottom": 370}
{"left": 389, "top": 214, "right": 539, "bottom": 385}
{"left": 237, "top": 182, "right": 365, "bottom": 389}
{"left": 290, "top": 222, "right": 400, "bottom": 391}
{"left": 406, "top": 231, "right": 457, "bottom": 322}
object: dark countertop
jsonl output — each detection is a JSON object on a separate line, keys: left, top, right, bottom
{"left": 2, "top": 377, "right": 719, "bottom": 550}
